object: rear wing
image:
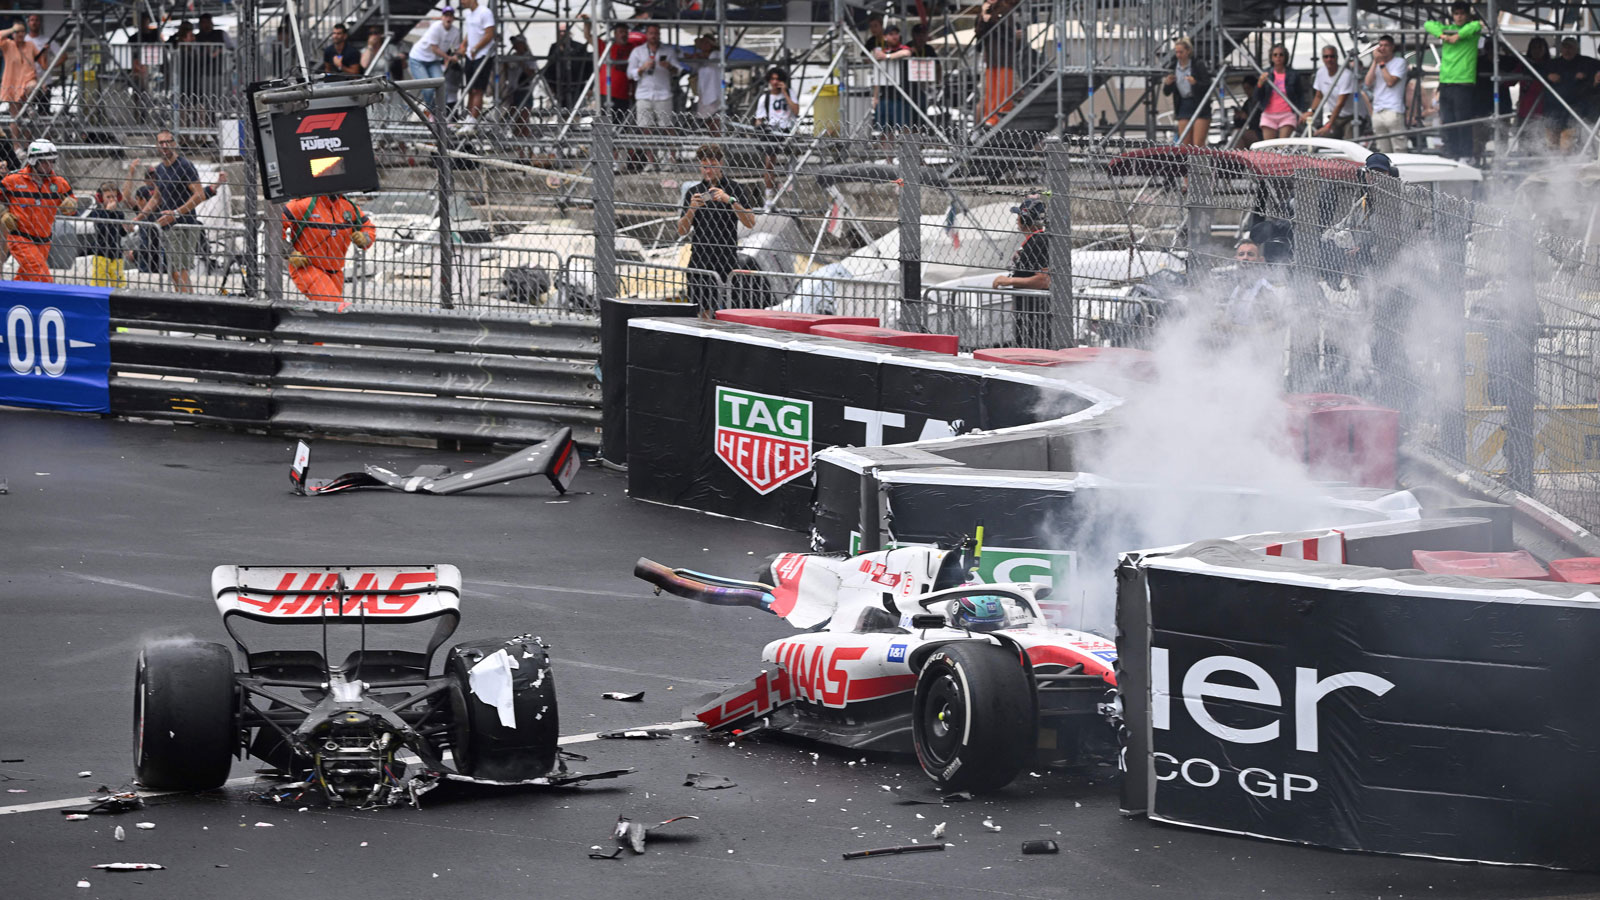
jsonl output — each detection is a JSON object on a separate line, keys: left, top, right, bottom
{"left": 212, "top": 565, "right": 463, "bottom": 623}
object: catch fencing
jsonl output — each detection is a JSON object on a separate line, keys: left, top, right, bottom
{"left": 15, "top": 56, "right": 1600, "bottom": 532}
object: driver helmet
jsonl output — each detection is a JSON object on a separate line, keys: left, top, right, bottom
{"left": 1363, "top": 152, "right": 1398, "bottom": 178}
{"left": 25, "top": 138, "right": 58, "bottom": 165}
{"left": 951, "top": 595, "right": 1009, "bottom": 632}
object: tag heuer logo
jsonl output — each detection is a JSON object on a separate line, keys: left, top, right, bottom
{"left": 715, "top": 386, "right": 812, "bottom": 494}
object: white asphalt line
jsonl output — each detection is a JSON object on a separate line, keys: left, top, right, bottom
{"left": 61, "top": 572, "right": 191, "bottom": 599}
{"left": 0, "top": 720, "right": 703, "bottom": 818}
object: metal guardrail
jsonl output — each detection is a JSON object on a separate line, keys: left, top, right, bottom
{"left": 106, "top": 290, "right": 602, "bottom": 447}
{"left": 917, "top": 284, "right": 1159, "bottom": 351}
{"left": 727, "top": 269, "right": 899, "bottom": 320}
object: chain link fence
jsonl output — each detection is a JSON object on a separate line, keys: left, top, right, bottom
{"left": 11, "top": 44, "right": 1600, "bottom": 530}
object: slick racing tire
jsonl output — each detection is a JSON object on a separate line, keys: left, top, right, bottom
{"left": 132, "top": 640, "right": 238, "bottom": 790}
{"left": 448, "top": 636, "right": 560, "bottom": 780}
{"left": 912, "top": 641, "right": 1035, "bottom": 793}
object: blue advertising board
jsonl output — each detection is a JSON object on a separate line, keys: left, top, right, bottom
{"left": 0, "top": 282, "right": 111, "bottom": 413}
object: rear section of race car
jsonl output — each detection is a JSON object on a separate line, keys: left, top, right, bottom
{"left": 132, "top": 565, "right": 563, "bottom": 807}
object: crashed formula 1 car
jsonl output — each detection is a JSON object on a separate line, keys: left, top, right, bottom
{"left": 290, "top": 428, "right": 579, "bottom": 496}
{"left": 133, "top": 565, "right": 623, "bottom": 807}
{"left": 635, "top": 538, "right": 1120, "bottom": 793}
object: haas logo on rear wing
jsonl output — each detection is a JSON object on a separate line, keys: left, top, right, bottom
{"left": 212, "top": 565, "right": 462, "bottom": 620}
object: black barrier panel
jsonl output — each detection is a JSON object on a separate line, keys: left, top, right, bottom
{"left": 785, "top": 348, "right": 882, "bottom": 407}
{"left": 111, "top": 334, "right": 277, "bottom": 378}
{"left": 109, "top": 292, "right": 275, "bottom": 333}
{"left": 885, "top": 480, "right": 1081, "bottom": 548}
{"left": 600, "top": 299, "right": 698, "bottom": 464}
{"left": 111, "top": 379, "right": 271, "bottom": 423}
{"left": 625, "top": 319, "right": 1094, "bottom": 529}
{"left": 1143, "top": 552, "right": 1600, "bottom": 870}
{"left": 811, "top": 446, "right": 963, "bottom": 552}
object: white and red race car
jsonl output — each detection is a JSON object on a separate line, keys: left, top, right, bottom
{"left": 635, "top": 540, "right": 1120, "bottom": 793}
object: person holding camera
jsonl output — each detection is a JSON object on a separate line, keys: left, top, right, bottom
{"left": 677, "top": 143, "right": 756, "bottom": 315}
{"left": 628, "top": 24, "right": 681, "bottom": 129}
{"left": 754, "top": 67, "right": 799, "bottom": 204}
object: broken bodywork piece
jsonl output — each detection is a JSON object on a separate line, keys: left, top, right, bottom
{"left": 613, "top": 815, "right": 699, "bottom": 854}
{"left": 290, "top": 428, "right": 579, "bottom": 496}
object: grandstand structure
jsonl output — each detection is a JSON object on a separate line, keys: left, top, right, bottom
{"left": 14, "top": 0, "right": 1600, "bottom": 162}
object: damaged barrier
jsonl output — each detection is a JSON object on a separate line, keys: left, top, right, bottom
{"left": 5, "top": 285, "right": 601, "bottom": 447}
{"left": 1115, "top": 521, "right": 1600, "bottom": 870}
{"left": 624, "top": 317, "right": 1109, "bottom": 529}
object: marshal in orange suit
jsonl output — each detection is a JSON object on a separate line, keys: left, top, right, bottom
{"left": 0, "top": 139, "right": 76, "bottom": 283}
{"left": 282, "top": 193, "right": 376, "bottom": 310}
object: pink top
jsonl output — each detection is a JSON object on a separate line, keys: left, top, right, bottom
{"left": 1263, "top": 71, "right": 1291, "bottom": 115}
{"left": 0, "top": 40, "right": 35, "bottom": 104}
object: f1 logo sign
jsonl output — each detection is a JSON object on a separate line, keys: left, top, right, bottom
{"left": 296, "top": 113, "right": 347, "bottom": 134}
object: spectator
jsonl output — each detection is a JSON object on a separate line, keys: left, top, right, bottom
{"left": 991, "top": 195, "right": 1049, "bottom": 348}
{"left": 282, "top": 193, "right": 376, "bottom": 311}
{"left": 627, "top": 24, "right": 681, "bottom": 130}
{"left": 324, "top": 23, "right": 362, "bottom": 76}
{"left": 754, "top": 67, "right": 799, "bottom": 201}
{"left": 1254, "top": 44, "right": 1305, "bottom": 139}
{"left": 133, "top": 130, "right": 206, "bottom": 293}
{"left": 123, "top": 163, "right": 164, "bottom": 274}
{"left": 1513, "top": 37, "right": 1552, "bottom": 139}
{"left": 677, "top": 143, "right": 757, "bottom": 316}
{"left": 130, "top": 13, "right": 165, "bottom": 92}
{"left": 0, "top": 139, "right": 74, "bottom": 283}
{"left": 193, "top": 14, "right": 231, "bottom": 107}
{"left": 360, "top": 27, "right": 386, "bottom": 74}
{"left": 1229, "top": 74, "right": 1263, "bottom": 148}
{"left": 1303, "top": 45, "right": 1355, "bottom": 138}
{"left": 684, "top": 34, "right": 724, "bottom": 129}
{"left": 1543, "top": 37, "right": 1597, "bottom": 152}
{"left": 864, "top": 14, "right": 886, "bottom": 51}
{"left": 902, "top": 23, "right": 937, "bottom": 112}
{"left": 872, "top": 25, "right": 914, "bottom": 135}
{"left": 589, "top": 17, "right": 645, "bottom": 118}
{"left": 407, "top": 7, "right": 461, "bottom": 112}
{"left": 976, "top": 0, "right": 1019, "bottom": 127}
{"left": 1424, "top": 2, "right": 1482, "bottom": 160}
{"left": 1163, "top": 37, "right": 1212, "bottom": 145}
{"left": 1365, "top": 35, "right": 1409, "bottom": 152}
{"left": 502, "top": 34, "right": 539, "bottom": 113}
{"left": 87, "top": 182, "right": 133, "bottom": 288}
{"left": 24, "top": 14, "right": 53, "bottom": 101}
{"left": 0, "top": 25, "right": 36, "bottom": 143}
{"left": 458, "top": 0, "right": 496, "bottom": 126}
{"left": 23, "top": 15, "right": 47, "bottom": 61}
{"left": 1218, "top": 239, "right": 1285, "bottom": 331}
{"left": 542, "top": 23, "right": 593, "bottom": 110}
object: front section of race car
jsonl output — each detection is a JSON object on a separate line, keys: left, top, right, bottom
{"left": 133, "top": 565, "right": 619, "bottom": 808}
{"left": 635, "top": 542, "right": 1121, "bottom": 793}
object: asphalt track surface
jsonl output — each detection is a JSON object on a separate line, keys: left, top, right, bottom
{"left": 5, "top": 409, "right": 1600, "bottom": 900}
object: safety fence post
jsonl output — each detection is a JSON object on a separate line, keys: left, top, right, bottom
{"left": 1045, "top": 136, "right": 1074, "bottom": 348}
{"left": 593, "top": 113, "right": 618, "bottom": 308}
{"left": 897, "top": 132, "right": 923, "bottom": 332}
{"left": 432, "top": 87, "right": 455, "bottom": 309}
{"left": 237, "top": 0, "right": 261, "bottom": 298}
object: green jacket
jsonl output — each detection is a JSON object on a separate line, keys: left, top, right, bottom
{"left": 1423, "top": 19, "right": 1483, "bottom": 84}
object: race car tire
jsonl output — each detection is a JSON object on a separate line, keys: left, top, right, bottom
{"left": 132, "top": 640, "right": 238, "bottom": 791}
{"left": 912, "top": 641, "right": 1035, "bottom": 793}
{"left": 447, "top": 636, "right": 560, "bottom": 780}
